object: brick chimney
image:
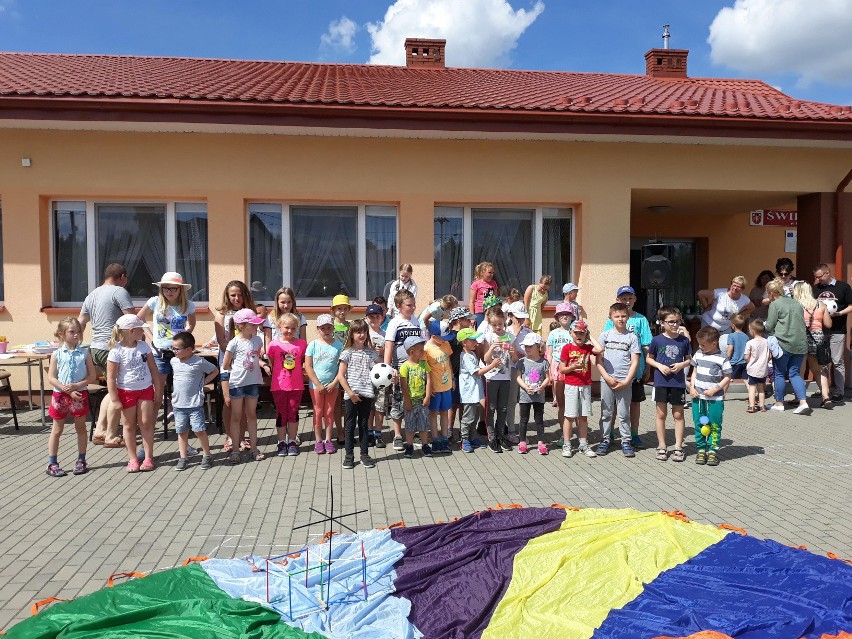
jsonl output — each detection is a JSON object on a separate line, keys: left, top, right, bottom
{"left": 404, "top": 38, "right": 446, "bottom": 68}
{"left": 644, "top": 48, "right": 688, "bottom": 78}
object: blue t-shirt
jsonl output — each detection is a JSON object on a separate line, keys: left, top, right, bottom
{"left": 647, "top": 334, "right": 691, "bottom": 388}
{"left": 305, "top": 338, "right": 343, "bottom": 388}
{"left": 603, "top": 313, "right": 653, "bottom": 378}
{"left": 727, "top": 331, "right": 748, "bottom": 366}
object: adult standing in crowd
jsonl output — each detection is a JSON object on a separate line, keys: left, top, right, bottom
{"left": 748, "top": 270, "right": 774, "bottom": 320}
{"left": 813, "top": 263, "right": 852, "bottom": 401}
{"left": 79, "top": 263, "right": 136, "bottom": 445}
{"left": 765, "top": 278, "right": 810, "bottom": 415}
{"left": 775, "top": 257, "right": 799, "bottom": 297}
{"left": 792, "top": 281, "right": 833, "bottom": 408}
{"left": 698, "top": 276, "right": 755, "bottom": 334}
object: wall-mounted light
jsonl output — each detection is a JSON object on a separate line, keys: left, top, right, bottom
{"left": 647, "top": 205, "right": 673, "bottom": 214}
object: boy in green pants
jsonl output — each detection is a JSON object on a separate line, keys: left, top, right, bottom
{"left": 689, "top": 326, "right": 732, "bottom": 466}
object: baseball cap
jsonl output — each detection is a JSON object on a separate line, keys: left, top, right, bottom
{"left": 404, "top": 335, "right": 426, "bottom": 351}
{"left": 233, "top": 309, "right": 265, "bottom": 325}
{"left": 316, "top": 313, "right": 335, "bottom": 327}
{"left": 570, "top": 320, "right": 589, "bottom": 332}
{"left": 554, "top": 302, "right": 576, "bottom": 317}
{"left": 331, "top": 294, "right": 351, "bottom": 308}
{"left": 449, "top": 307, "right": 472, "bottom": 323}
{"left": 562, "top": 282, "right": 579, "bottom": 295}
{"left": 428, "top": 320, "right": 455, "bottom": 339}
{"left": 116, "top": 315, "right": 146, "bottom": 330}
{"left": 507, "top": 301, "right": 529, "bottom": 318}
{"left": 456, "top": 328, "right": 481, "bottom": 342}
{"left": 616, "top": 285, "right": 636, "bottom": 297}
{"left": 520, "top": 332, "right": 542, "bottom": 347}
{"left": 365, "top": 304, "right": 384, "bottom": 316}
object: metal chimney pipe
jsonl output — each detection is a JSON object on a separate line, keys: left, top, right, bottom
{"left": 662, "top": 24, "right": 670, "bottom": 49}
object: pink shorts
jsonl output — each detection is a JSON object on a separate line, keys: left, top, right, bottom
{"left": 272, "top": 389, "right": 302, "bottom": 424}
{"left": 116, "top": 386, "right": 155, "bottom": 409}
{"left": 49, "top": 390, "right": 89, "bottom": 420}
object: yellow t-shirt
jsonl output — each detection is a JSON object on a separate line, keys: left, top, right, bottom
{"left": 424, "top": 339, "right": 454, "bottom": 393}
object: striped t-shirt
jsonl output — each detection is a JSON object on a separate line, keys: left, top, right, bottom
{"left": 691, "top": 349, "right": 732, "bottom": 402}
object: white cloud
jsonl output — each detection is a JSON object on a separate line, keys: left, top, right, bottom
{"left": 321, "top": 16, "right": 359, "bottom": 54}
{"left": 366, "top": 0, "right": 544, "bottom": 68}
{"left": 708, "top": 0, "right": 852, "bottom": 87}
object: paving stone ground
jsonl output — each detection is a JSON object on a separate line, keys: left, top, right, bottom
{"left": 1, "top": 390, "right": 851, "bottom": 630}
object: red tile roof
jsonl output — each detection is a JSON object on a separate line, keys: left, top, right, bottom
{"left": 1, "top": 52, "right": 851, "bottom": 122}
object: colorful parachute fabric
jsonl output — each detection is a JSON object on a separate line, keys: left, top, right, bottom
{"left": 6, "top": 507, "right": 852, "bottom": 639}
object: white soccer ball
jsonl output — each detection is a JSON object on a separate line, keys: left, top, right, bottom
{"left": 370, "top": 363, "right": 394, "bottom": 388}
{"left": 823, "top": 298, "right": 839, "bottom": 315}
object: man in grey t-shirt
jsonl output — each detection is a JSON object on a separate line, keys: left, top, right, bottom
{"left": 78, "top": 263, "right": 135, "bottom": 444}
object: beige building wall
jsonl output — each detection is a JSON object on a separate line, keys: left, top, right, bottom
{"left": 1, "top": 127, "right": 851, "bottom": 390}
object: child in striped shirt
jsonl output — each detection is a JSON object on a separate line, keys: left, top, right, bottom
{"left": 689, "top": 326, "right": 732, "bottom": 467}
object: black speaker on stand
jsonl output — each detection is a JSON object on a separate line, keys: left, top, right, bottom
{"left": 641, "top": 243, "right": 674, "bottom": 332}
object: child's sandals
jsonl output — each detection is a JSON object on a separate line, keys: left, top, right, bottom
{"left": 252, "top": 449, "right": 265, "bottom": 461}
{"left": 746, "top": 405, "right": 757, "bottom": 413}
{"left": 223, "top": 437, "right": 233, "bottom": 453}
{"left": 228, "top": 451, "right": 241, "bottom": 465}
{"left": 655, "top": 448, "right": 668, "bottom": 461}
{"left": 239, "top": 438, "right": 252, "bottom": 452}
{"left": 671, "top": 448, "right": 686, "bottom": 462}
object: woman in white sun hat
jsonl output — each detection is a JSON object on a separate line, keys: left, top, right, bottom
{"left": 137, "top": 272, "right": 196, "bottom": 387}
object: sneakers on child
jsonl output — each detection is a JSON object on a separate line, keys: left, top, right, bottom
{"left": 393, "top": 436, "right": 405, "bottom": 451}
{"left": 443, "top": 437, "right": 452, "bottom": 453}
{"left": 374, "top": 431, "right": 386, "bottom": 448}
{"left": 562, "top": 444, "right": 574, "bottom": 458}
{"left": 46, "top": 463, "right": 67, "bottom": 477}
{"left": 422, "top": 443, "right": 433, "bottom": 457}
{"left": 73, "top": 460, "right": 88, "bottom": 475}
{"left": 595, "top": 439, "right": 609, "bottom": 456}
{"left": 342, "top": 454, "right": 355, "bottom": 469}
{"left": 489, "top": 439, "right": 502, "bottom": 453}
{"left": 579, "top": 443, "right": 597, "bottom": 458}
{"left": 621, "top": 442, "right": 635, "bottom": 458}
{"left": 360, "top": 454, "right": 376, "bottom": 468}
{"left": 186, "top": 444, "right": 199, "bottom": 456}
{"left": 518, "top": 441, "right": 528, "bottom": 454}
{"left": 630, "top": 435, "right": 643, "bottom": 449}
{"left": 537, "top": 443, "right": 548, "bottom": 455}
{"left": 695, "top": 450, "right": 707, "bottom": 465}
{"left": 288, "top": 442, "right": 299, "bottom": 456}
{"left": 174, "top": 457, "right": 188, "bottom": 471}
{"left": 200, "top": 455, "right": 213, "bottom": 470}
{"left": 471, "top": 439, "right": 485, "bottom": 449}
{"left": 324, "top": 440, "right": 337, "bottom": 454}
{"left": 431, "top": 439, "right": 443, "bottom": 454}
{"left": 403, "top": 444, "right": 414, "bottom": 459}
{"left": 707, "top": 451, "right": 719, "bottom": 466}
{"left": 500, "top": 439, "right": 512, "bottom": 451}
{"left": 462, "top": 439, "right": 473, "bottom": 453}
{"left": 314, "top": 441, "right": 326, "bottom": 455}
{"left": 277, "top": 441, "right": 288, "bottom": 457}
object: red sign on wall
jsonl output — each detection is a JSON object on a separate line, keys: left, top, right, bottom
{"left": 750, "top": 209, "right": 797, "bottom": 227}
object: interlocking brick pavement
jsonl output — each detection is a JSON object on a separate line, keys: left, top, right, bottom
{"left": 1, "top": 392, "right": 851, "bottom": 630}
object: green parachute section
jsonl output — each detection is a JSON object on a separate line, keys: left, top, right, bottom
{"left": 5, "top": 563, "right": 323, "bottom": 639}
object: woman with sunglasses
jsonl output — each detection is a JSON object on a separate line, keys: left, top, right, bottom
{"left": 137, "top": 272, "right": 197, "bottom": 392}
{"left": 698, "top": 275, "right": 755, "bottom": 334}
{"left": 774, "top": 257, "right": 800, "bottom": 298}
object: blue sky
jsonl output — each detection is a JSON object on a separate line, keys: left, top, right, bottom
{"left": 1, "top": 0, "right": 850, "bottom": 105}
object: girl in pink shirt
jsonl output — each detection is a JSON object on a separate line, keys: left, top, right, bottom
{"left": 267, "top": 313, "right": 308, "bottom": 457}
{"left": 469, "top": 261, "right": 500, "bottom": 326}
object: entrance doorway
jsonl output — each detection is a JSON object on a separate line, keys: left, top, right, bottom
{"left": 630, "top": 239, "right": 697, "bottom": 322}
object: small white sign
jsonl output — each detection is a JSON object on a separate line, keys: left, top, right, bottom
{"left": 785, "top": 230, "right": 797, "bottom": 253}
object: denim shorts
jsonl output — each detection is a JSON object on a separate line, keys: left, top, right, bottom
{"left": 174, "top": 407, "right": 206, "bottom": 433}
{"left": 152, "top": 350, "right": 173, "bottom": 376}
{"left": 229, "top": 384, "right": 260, "bottom": 399}
{"left": 428, "top": 389, "right": 453, "bottom": 412}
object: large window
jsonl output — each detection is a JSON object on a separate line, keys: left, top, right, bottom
{"left": 51, "top": 201, "right": 209, "bottom": 304}
{"left": 434, "top": 206, "right": 572, "bottom": 301}
{"left": 248, "top": 203, "right": 397, "bottom": 303}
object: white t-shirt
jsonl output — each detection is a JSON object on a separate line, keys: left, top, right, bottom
{"left": 701, "top": 288, "right": 751, "bottom": 334}
{"left": 483, "top": 331, "right": 514, "bottom": 381}
{"left": 385, "top": 315, "right": 423, "bottom": 367}
{"left": 107, "top": 341, "right": 154, "bottom": 391}
{"left": 145, "top": 297, "right": 196, "bottom": 350}
{"left": 225, "top": 335, "right": 264, "bottom": 388}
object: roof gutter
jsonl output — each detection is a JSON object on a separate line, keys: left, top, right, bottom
{"left": 1, "top": 96, "right": 852, "bottom": 142}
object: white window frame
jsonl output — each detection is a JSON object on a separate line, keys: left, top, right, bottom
{"left": 435, "top": 205, "right": 574, "bottom": 303}
{"left": 248, "top": 202, "right": 398, "bottom": 305}
{"left": 49, "top": 200, "right": 208, "bottom": 307}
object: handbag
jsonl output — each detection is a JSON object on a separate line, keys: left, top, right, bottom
{"left": 805, "top": 307, "right": 832, "bottom": 366}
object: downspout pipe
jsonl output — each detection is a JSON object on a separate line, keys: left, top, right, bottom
{"left": 837, "top": 168, "right": 852, "bottom": 281}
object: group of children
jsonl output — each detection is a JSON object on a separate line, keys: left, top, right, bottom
{"left": 46, "top": 262, "right": 751, "bottom": 476}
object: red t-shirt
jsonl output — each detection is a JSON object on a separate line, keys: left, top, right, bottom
{"left": 470, "top": 278, "right": 500, "bottom": 313}
{"left": 560, "top": 342, "right": 594, "bottom": 386}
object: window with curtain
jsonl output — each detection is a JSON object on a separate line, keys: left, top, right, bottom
{"left": 291, "top": 206, "right": 358, "bottom": 299}
{"left": 366, "top": 206, "right": 397, "bottom": 301}
{"left": 248, "top": 203, "right": 283, "bottom": 301}
{"left": 51, "top": 201, "right": 209, "bottom": 304}
{"left": 471, "top": 209, "right": 533, "bottom": 296}
{"left": 542, "top": 208, "right": 573, "bottom": 301}
{"left": 434, "top": 207, "right": 464, "bottom": 300}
